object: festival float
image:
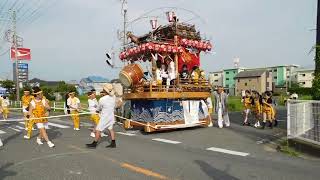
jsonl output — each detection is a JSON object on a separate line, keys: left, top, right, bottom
{"left": 118, "top": 11, "right": 213, "bottom": 132}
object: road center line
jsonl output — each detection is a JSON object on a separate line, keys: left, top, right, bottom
{"left": 206, "top": 147, "right": 250, "bottom": 157}
{"left": 152, "top": 138, "right": 181, "bottom": 144}
{"left": 116, "top": 132, "right": 136, "bottom": 136}
{"left": 68, "top": 145, "right": 169, "bottom": 180}
{"left": 121, "top": 163, "right": 168, "bottom": 180}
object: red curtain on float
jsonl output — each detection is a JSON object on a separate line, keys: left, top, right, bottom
{"left": 178, "top": 50, "right": 200, "bottom": 72}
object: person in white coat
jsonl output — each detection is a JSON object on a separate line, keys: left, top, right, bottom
{"left": 86, "top": 83, "right": 116, "bottom": 148}
{"left": 213, "top": 86, "right": 230, "bottom": 128}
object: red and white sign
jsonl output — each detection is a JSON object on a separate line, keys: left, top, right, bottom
{"left": 11, "top": 47, "right": 31, "bottom": 60}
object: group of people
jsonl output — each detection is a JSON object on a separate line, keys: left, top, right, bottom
{"left": 241, "top": 90, "right": 277, "bottom": 129}
{"left": 0, "top": 83, "right": 118, "bottom": 149}
{"left": 154, "top": 59, "right": 206, "bottom": 87}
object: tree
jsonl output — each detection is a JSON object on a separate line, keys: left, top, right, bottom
{"left": 55, "top": 81, "right": 76, "bottom": 95}
{"left": 0, "top": 80, "right": 14, "bottom": 90}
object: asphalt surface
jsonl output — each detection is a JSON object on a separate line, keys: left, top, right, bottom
{"left": 1, "top": 109, "right": 320, "bottom": 180}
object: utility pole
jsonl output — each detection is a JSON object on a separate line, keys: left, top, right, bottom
{"left": 122, "top": 0, "right": 127, "bottom": 50}
{"left": 12, "top": 10, "right": 20, "bottom": 101}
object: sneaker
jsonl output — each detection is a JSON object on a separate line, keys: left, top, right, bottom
{"left": 36, "top": 137, "right": 43, "bottom": 145}
{"left": 47, "top": 141, "right": 55, "bottom": 148}
{"left": 23, "top": 135, "right": 30, "bottom": 139}
{"left": 74, "top": 128, "right": 80, "bottom": 131}
{"left": 90, "top": 132, "right": 95, "bottom": 138}
{"left": 0, "top": 139, "right": 3, "bottom": 147}
{"left": 86, "top": 141, "right": 97, "bottom": 149}
{"left": 32, "top": 127, "right": 36, "bottom": 131}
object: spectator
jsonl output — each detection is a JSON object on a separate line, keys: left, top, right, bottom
{"left": 213, "top": 86, "right": 230, "bottom": 128}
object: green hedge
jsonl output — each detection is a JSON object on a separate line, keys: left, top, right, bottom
{"left": 288, "top": 87, "right": 312, "bottom": 95}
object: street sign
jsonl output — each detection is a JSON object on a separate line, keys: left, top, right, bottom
{"left": 11, "top": 47, "right": 31, "bottom": 60}
{"left": 13, "top": 63, "right": 29, "bottom": 85}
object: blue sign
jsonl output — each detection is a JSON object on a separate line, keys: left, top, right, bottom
{"left": 18, "top": 63, "right": 28, "bottom": 69}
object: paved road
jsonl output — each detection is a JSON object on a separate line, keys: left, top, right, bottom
{"left": 1, "top": 109, "right": 320, "bottom": 180}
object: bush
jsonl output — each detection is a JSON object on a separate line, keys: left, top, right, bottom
{"left": 312, "top": 77, "right": 320, "bottom": 100}
{"left": 288, "top": 87, "right": 312, "bottom": 95}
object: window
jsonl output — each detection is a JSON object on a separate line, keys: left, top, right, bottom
{"left": 286, "top": 68, "right": 290, "bottom": 71}
{"left": 266, "top": 82, "right": 270, "bottom": 87}
{"left": 302, "top": 82, "right": 306, "bottom": 85}
{"left": 302, "top": 74, "right": 306, "bottom": 77}
{"left": 287, "top": 76, "right": 290, "bottom": 78}
{"left": 273, "top": 69, "right": 277, "bottom": 72}
{"left": 249, "top": 79, "right": 251, "bottom": 82}
{"left": 225, "top": 85, "right": 229, "bottom": 88}
{"left": 274, "top": 76, "right": 277, "bottom": 79}
{"left": 226, "top": 72, "right": 229, "bottom": 74}
{"left": 233, "top": 71, "right": 236, "bottom": 74}
{"left": 245, "top": 83, "right": 247, "bottom": 86}
{"left": 214, "top": 74, "right": 218, "bottom": 76}
{"left": 214, "top": 80, "right": 218, "bottom": 82}
{"left": 226, "top": 78, "right": 229, "bottom": 80}
{"left": 238, "top": 79, "right": 240, "bottom": 82}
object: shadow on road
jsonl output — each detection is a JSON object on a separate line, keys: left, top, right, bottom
{"left": 2, "top": 132, "right": 23, "bottom": 146}
{"left": 194, "top": 160, "right": 239, "bottom": 180}
{"left": 0, "top": 162, "right": 17, "bottom": 180}
{"left": 47, "top": 128, "right": 63, "bottom": 140}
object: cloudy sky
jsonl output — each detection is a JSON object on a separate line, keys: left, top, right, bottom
{"left": 0, "top": 0, "right": 317, "bottom": 81}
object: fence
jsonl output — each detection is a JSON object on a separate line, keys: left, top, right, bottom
{"left": 287, "top": 100, "right": 320, "bottom": 145}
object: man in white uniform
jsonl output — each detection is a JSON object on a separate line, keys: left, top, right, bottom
{"left": 86, "top": 83, "right": 116, "bottom": 148}
{"left": 213, "top": 86, "right": 230, "bottom": 128}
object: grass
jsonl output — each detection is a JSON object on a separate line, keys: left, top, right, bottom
{"left": 277, "top": 140, "right": 300, "bottom": 157}
{"left": 227, "top": 96, "right": 243, "bottom": 112}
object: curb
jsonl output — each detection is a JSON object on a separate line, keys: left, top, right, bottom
{"left": 288, "top": 138, "right": 320, "bottom": 158}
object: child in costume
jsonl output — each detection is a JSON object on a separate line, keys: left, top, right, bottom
{"left": 251, "top": 91, "right": 262, "bottom": 128}
{"left": 21, "top": 88, "right": 34, "bottom": 130}
{"left": 1, "top": 96, "right": 9, "bottom": 120}
{"left": 87, "top": 91, "right": 100, "bottom": 137}
{"left": 67, "top": 91, "right": 81, "bottom": 130}
{"left": 29, "top": 87, "right": 54, "bottom": 148}
{"left": 261, "top": 91, "right": 274, "bottom": 129}
{"left": 242, "top": 90, "right": 252, "bottom": 126}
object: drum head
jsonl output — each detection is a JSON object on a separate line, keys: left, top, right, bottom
{"left": 119, "top": 71, "right": 132, "bottom": 87}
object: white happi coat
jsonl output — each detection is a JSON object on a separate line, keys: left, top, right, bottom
{"left": 96, "top": 95, "right": 116, "bottom": 131}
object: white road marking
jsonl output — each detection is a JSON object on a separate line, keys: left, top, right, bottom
{"left": 8, "top": 127, "right": 21, "bottom": 132}
{"left": 206, "top": 147, "right": 250, "bottom": 157}
{"left": 19, "top": 122, "right": 25, "bottom": 125}
{"left": 15, "top": 126, "right": 25, "bottom": 130}
{"left": 152, "top": 138, "right": 181, "bottom": 144}
{"left": 0, "top": 130, "right": 6, "bottom": 134}
{"left": 48, "top": 122, "right": 70, "bottom": 129}
{"left": 116, "top": 132, "right": 136, "bottom": 136}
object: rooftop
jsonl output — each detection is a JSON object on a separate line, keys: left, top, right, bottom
{"left": 234, "top": 70, "right": 265, "bottom": 78}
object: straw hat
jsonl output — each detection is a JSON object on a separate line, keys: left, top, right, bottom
{"left": 103, "top": 83, "right": 114, "bottom": 96}
{"left": 32, "top": 87, "right": 42, "bottom": 95}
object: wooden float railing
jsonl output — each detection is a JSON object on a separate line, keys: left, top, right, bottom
{"left": 124, "top": 79, "right": 211, "bottom": 94}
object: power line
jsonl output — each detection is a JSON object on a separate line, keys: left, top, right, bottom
{"left": 0, "top": 47, "right": 10, "bottom": 57}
